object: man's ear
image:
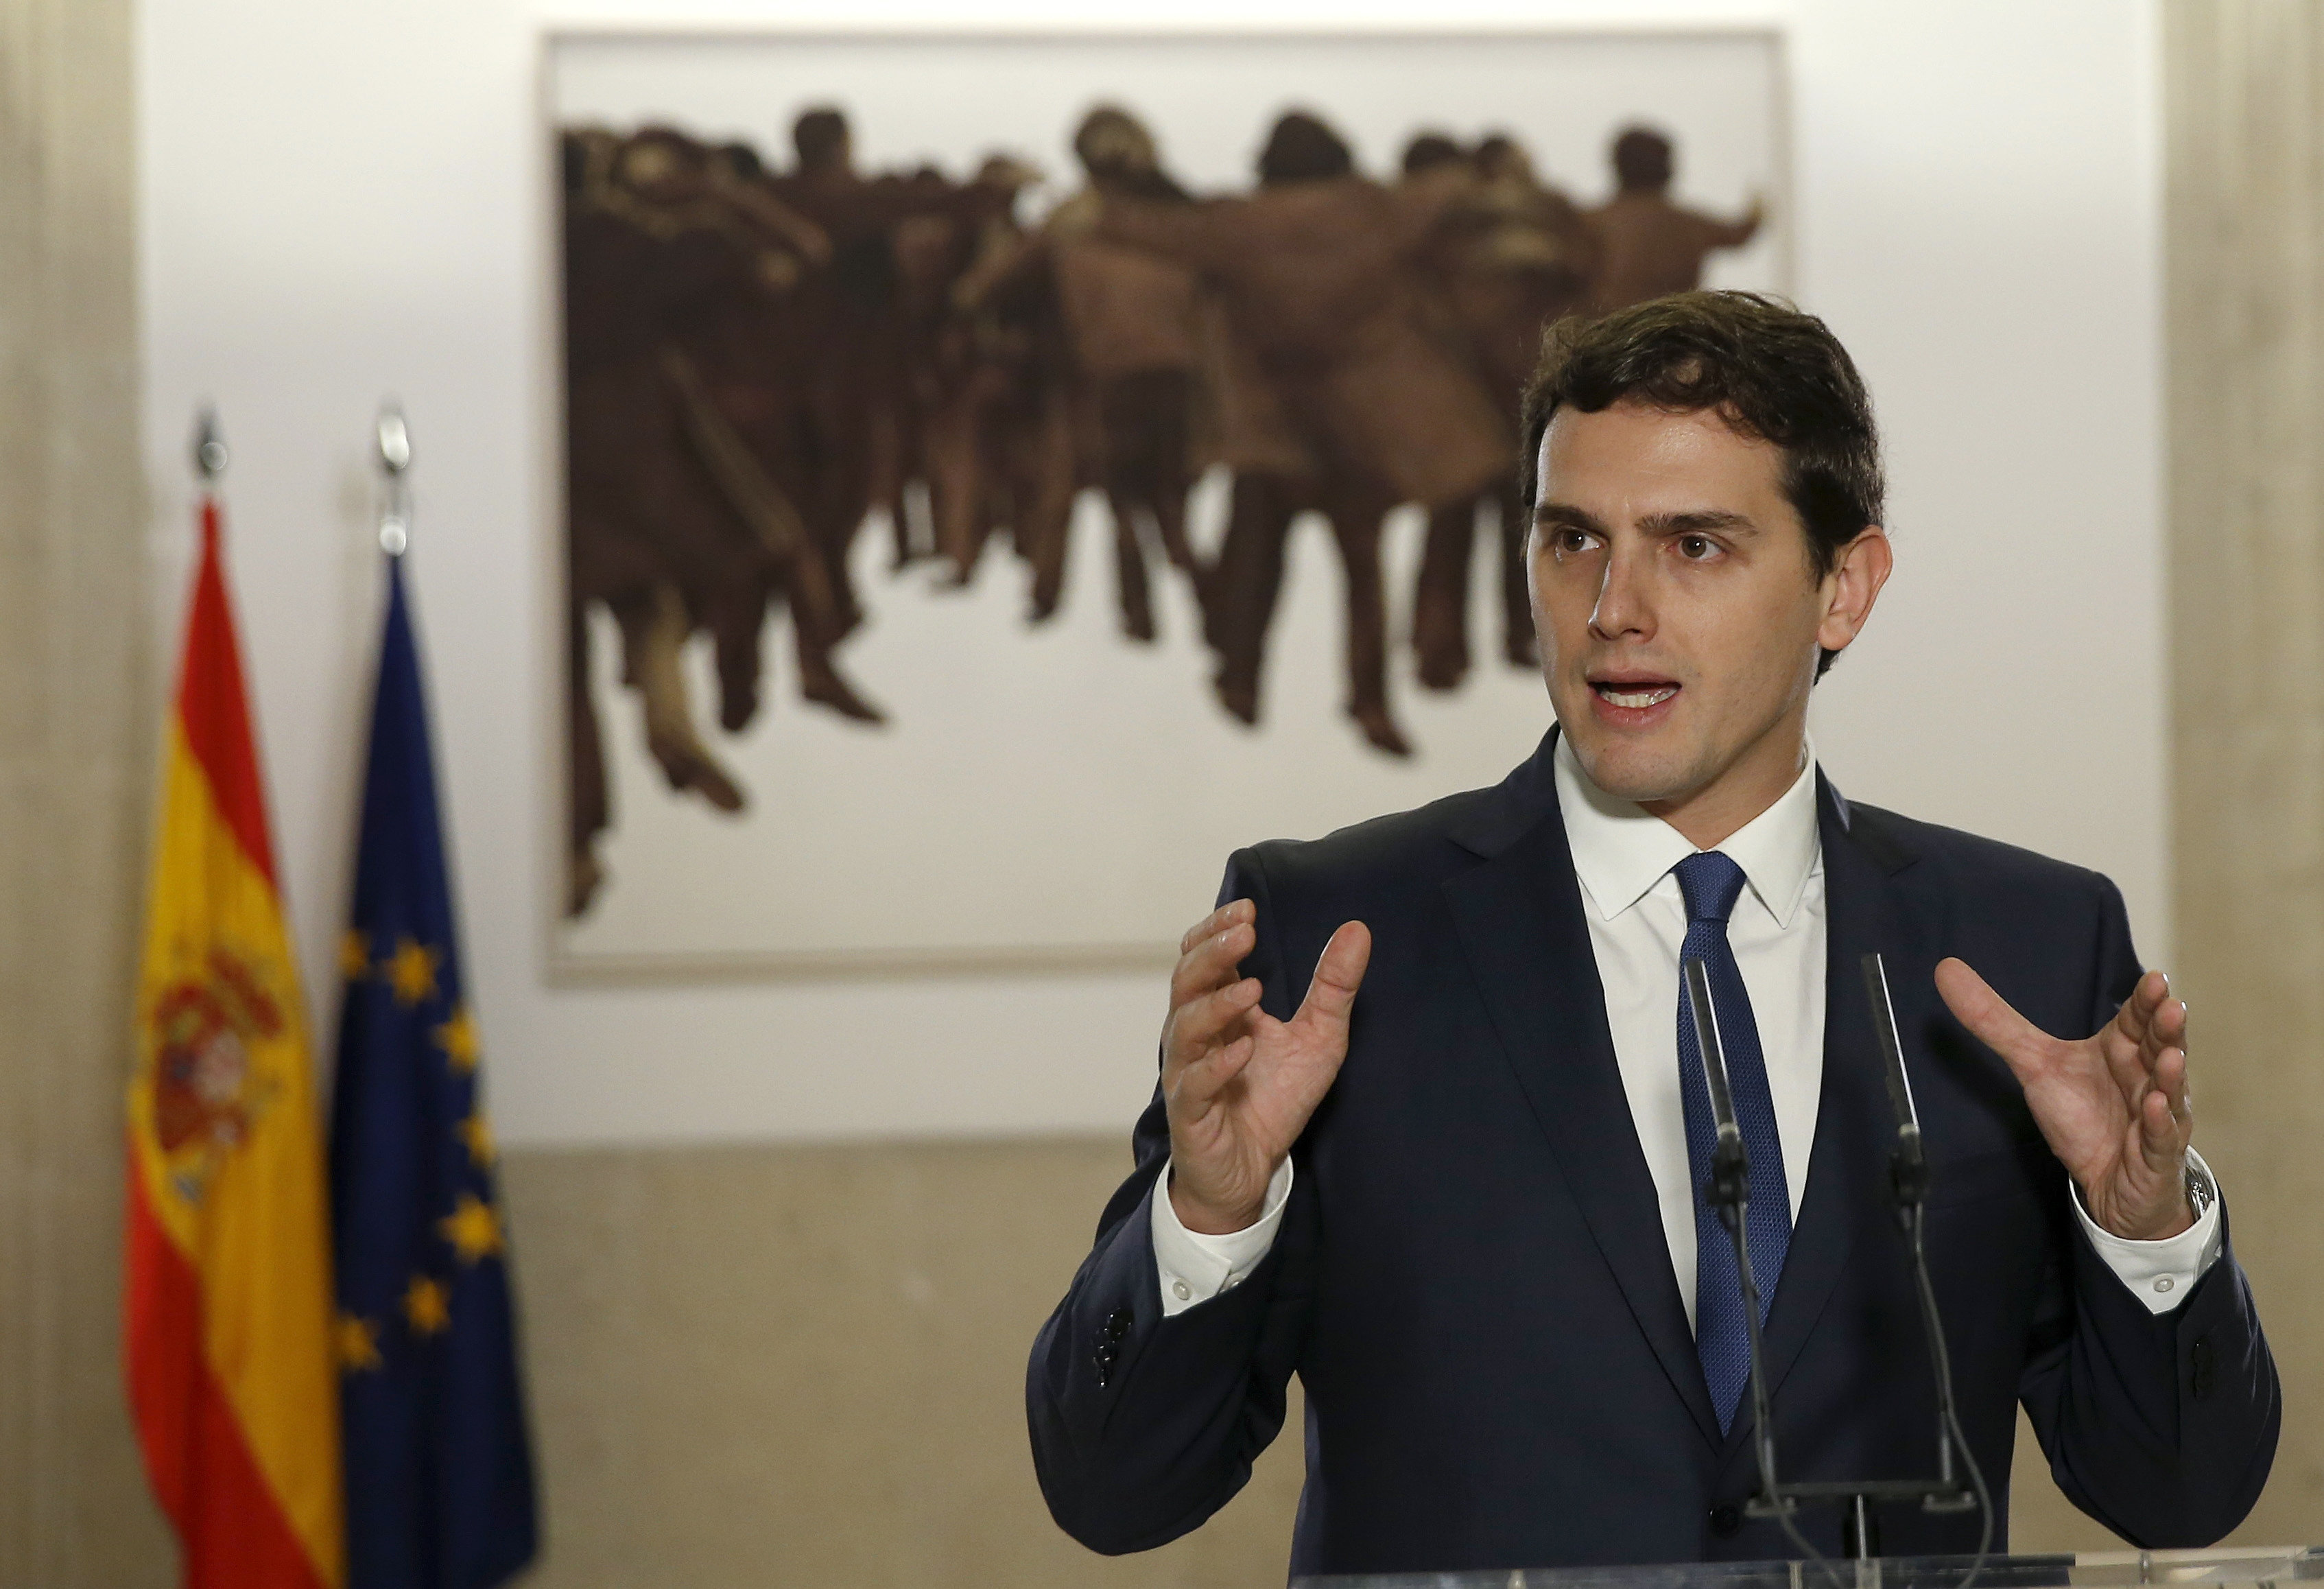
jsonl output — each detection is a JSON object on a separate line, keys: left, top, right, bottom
{"left": 1816, "top": 527, "right": 1893, "bottom": 658}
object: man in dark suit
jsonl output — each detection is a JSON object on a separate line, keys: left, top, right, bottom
{"left": 1027, "top": 292, "right": 2278, "bottom": 1575}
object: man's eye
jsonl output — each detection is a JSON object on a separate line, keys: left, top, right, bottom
{"left": 1679, "top": 535, "right": 1719, "bottom": 561}
{"left": 1555, "top": 530, "right": 1595, "bottom": 555}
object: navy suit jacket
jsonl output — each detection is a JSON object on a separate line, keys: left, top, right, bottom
{"left": 1028, "top": 733, "right": 2279, "bottom": 1575}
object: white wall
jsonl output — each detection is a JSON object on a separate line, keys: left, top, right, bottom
{"left": 138, "top": 0, "right": 2165, "bottom": 1148}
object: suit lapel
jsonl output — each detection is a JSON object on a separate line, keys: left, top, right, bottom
{"left": 1747, "top": 775, "right": 1925, "bottom": 1424}
{"left": 1443, "top": 744, "right": 1722, "bottom": 1448}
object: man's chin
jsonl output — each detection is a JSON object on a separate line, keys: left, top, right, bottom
{"left": 1564, "top": 727, "right": 1709, "bottom": 807}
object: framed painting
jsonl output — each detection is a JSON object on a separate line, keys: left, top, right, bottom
{"left": 547, "top": 26, "right": 1788, "bottom": 977}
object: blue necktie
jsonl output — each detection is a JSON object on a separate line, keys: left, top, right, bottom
{"left": 1674, "top": 850, "right": 1791, "bottom": 1435}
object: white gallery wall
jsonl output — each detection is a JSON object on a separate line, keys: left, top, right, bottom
{"left": 137, "top": 0, "right": 2164, "bottom": 1148}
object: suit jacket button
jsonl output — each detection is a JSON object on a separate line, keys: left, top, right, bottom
{"left": 1102, "top": 1309, "right": 1133, "bottom": 1342}
{"left": 1709, "top": 1505, "right": 1743, "bottom": 1538}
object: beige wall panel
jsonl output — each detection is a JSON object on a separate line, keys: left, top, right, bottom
{"left": 2013, "top": 8, "right": 2324, "bottom": 1547}
{"left": 2147, "top": 0, "right": 2324, "bottom": 1549}
{"left": 503, "top": 1138, "right": 1301, "bottom": 1587}
{"left": 510, "top": 1135, "right": 2257, "bottom": 1568}
{"left": 0, "top": 0, "right": 174, "bottom": 1581}
{"left": 504, "top": 1140, "right": 2257, "bottom": 1572}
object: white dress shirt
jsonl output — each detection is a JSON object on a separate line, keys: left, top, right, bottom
{"left": 1154, "top": 739, "right": 2222, "bottom": 1321}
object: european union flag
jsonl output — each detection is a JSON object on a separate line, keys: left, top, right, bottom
{"left": 331, "top": 556, "right": 538, "bottom": 1589}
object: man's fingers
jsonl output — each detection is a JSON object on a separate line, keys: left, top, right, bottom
{"left": 1180, "top": 898, "right": 1255, "bottom": 957}
{"left": 1165, "top": 976, "right": 1262, "bottom": 1068}
{"left": 1168, "top": 919, "right": 1256, "bottom": 1010}
{"left": 1292, "top": 921, "right": 1373, "bottom": 1037}
{"left": 2135, "top": 1078, "right": 2190, "bottom": 1172}
{"left": 2109, "top": 969, "right": 2169, "bottom": 1052}
{"left": 1171, "top": 1032, "right": 1257, "bottom": 1109}
{"left": 2138, "top": 989, "right": 2188, "bottom": 1070}
{"left": 1934, "top": 956, "right": 2058, "bottom": 1079}
{"left": 2152, "top": 1042, "right": 2191, "bottom": 1123}
{"left": 2104, "top": 973, "right": 2187, "bottom": 1108}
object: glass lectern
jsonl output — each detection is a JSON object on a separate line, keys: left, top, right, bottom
{"left": 1295, "top": 1546, "right": 2324, "bottom": 1589}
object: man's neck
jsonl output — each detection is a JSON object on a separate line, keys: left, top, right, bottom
{"left": 1637, "top": 720, "right": 1811, "bottom": 851}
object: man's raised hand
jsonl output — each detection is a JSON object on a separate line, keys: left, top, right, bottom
{"left": 1161, "top": 901, "right": 1372, "bottom": 1236}
{"left": 1934, "top": 958, "right": 2194, "bottom": 1240}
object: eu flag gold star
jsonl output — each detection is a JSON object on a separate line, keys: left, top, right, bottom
{"left": 340, "top": 930, "right": 370, "bottom": 981}
{"left": 455, "top": 1109, "right": 497, "bottom": 1168}
{"left": 403, "top": 1274, "right": 451, "bottom": 1336}
{"left": 336, "top": 1311, "right": 383, "bottom": 1372}
{"left": 387, "top": 938, "right": 441, "bottom": 1006}
{"left": 432, "top": 1006, "right": 480, "bottom": 1072}
{"left": 439, "top": 1193, "right": 506, "bottom": 1265}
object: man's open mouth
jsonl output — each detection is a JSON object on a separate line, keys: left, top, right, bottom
{"left": 1591, "top": 680, "right": 1680, "bottom": 709}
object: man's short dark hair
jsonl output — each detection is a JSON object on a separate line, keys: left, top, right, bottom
{"left": 1257, "top": 110, "right": 1353, "bottom": 185}
{"left": 792, "top": 106, "right": 850, "bottom": 170}
{"left": 1519, "top": 291, "right": 1884, "bottom": 674}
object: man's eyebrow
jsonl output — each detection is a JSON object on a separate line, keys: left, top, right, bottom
{"left": 1532, "top": 502, "right": 1606, "bottom": 532}
{"left": 1530, "top": 504, "right": 1760, "bottom": 537}
{"left": 1638, "top": 509, "right": 1759, "bottom": 536}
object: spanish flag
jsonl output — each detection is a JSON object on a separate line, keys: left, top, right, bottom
{"left": 127, "top": 495, "right": 345, "bottom": 1589}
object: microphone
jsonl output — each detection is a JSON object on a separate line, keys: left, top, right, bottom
{"left": 1859, "top": 955, "right": 1987, "bottom": 1534}
{"left": 1681, "top": 956, "right": 1786, "bottom": 1522}
{"left": 1681, "top": 952, "right": 1993, "bottom": 1581}
{"left": 1861, "top": 952, "right": 1930, "bottom": 1212}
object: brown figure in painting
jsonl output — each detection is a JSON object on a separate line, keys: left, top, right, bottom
{"left": 1407, "top": 130, "right": 1598, "bottom": 690}
{"left": 767, "top": 108, "right": 1019, "bottom": 638}
{"left": 958, "top": 106, "right": 1207, "bottom": 642}
{"left": 562, "top": 124, "right": 874, "bottom": 915}
{"left": 1582, "top": 124, "right": 1763, "bottom": 312}
{"left": 564, "top": 126, "right": 777, "bottom": 904}
{"left": 918, "top": 154, "right": 1083, "bottom": 620}
{"left": 1056, "top": 106, "right": 1205, "bottom": 642}
{"left": 1094, "top": 110, "right": 1510, "bottom": 756}
{"left": 766, "top": 107, "right": 899, "bottom": 643}
{"left": 680, "top": 137, "right": 887, "bottom": 731}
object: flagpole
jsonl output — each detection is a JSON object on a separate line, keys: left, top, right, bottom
{"left": 332, "top": 393, "right": 541, "bottom": 1584}
{"left": 133, "top": 396, "right": 349, "bottom": 1589}
{"left": 375, "top": 403, "right": 412, "bottom": 558}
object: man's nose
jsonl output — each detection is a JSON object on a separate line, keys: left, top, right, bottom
{"left": 1589, "top": 544, "right": 1655, "bottom": 641}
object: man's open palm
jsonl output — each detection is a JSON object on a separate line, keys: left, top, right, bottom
{"left": 1934, "top": 957, "right": 2193, "bottom": 1240}
{"left": 1161, "top": 901, "right": 1371, "bottom": 1235}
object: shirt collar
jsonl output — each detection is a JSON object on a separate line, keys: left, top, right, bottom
{"left": 1552, "top": 732, "right": 1823, "bottom": 928}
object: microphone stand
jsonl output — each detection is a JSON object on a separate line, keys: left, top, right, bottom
{"left": 1681, "top": 955, "right": 1989, "bottom": 1579}
{"left": 1681, "top": 959, "right": 1786, "bottom": 1522}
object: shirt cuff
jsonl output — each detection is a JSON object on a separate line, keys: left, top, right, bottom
{"left": 1151, "top": 1157, "right": 1293, "bottom": 1318}
{"left": 2071, "top": 1147, "right": 2224, "bottom": 1314}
